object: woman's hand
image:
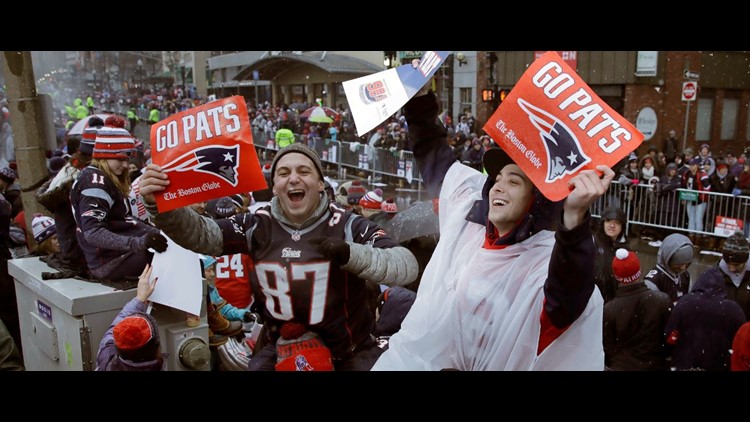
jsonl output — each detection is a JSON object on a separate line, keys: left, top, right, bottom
{"left": 136, "top": 263, "right": 157, "bottom": 303}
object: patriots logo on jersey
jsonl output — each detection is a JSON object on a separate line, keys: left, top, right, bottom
{"left": 161, "top": 144, "right": 240, "bottom": 186}
{"left": 517, "top": 98, "right": 591, "bottom": 183}
{"left": 81, "top": 209, "right": 107, "bottom": 221}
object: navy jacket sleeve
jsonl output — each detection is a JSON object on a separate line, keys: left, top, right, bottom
{"left": 402, "top": 92, "right": 456, "bottom": 198}
{"left": 544, "top": 212, "right": 597, "bottom": 328}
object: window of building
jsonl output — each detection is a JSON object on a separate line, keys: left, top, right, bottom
{"left": 721, "top": 97, "right": 739, "bottom": 140}
{"left": 290, "top": 84, "right": 306, "bottom": 103}
{"left": 460, "top": 87, "right": 472, "bottom": 115}
{"left": 695, "top": 98, "right": 713, "bottom": 142}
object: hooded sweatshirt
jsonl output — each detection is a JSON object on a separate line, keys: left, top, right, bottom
{"left": 644, "top": 233, "right": 692, "bottom": 302}
{"left": 665, "top": 267, "right": 746, "bottom": 371}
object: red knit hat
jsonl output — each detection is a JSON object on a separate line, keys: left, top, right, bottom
{"left": 113, "top": 314, "right": 159, "bottom": 362}
{"left": 359, "top": 188, "right": 384, "bottom": 210}
{"left": 275, "top": 323, "right": 333, "bottom": 371}
{"left": 381, "top": 197, "right": 398, "bottom": 213}
{"left": 612, "top": 248, "right": 641, "bottom": 284}
{"left": 93, "top": 125, "right": 135, "bottom": 160}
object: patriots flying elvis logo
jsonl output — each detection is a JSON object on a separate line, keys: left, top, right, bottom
{"left": 517, "top": 98, "right": 590, "bottom": 183}
{"left": 161, "top": 144, "right": 240, "bottom": 186}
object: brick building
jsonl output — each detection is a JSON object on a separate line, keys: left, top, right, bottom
{"left": 476, "top": 51, "right": 750, "bottom": 158}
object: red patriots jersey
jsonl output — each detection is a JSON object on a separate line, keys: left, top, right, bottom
{"left": 214, "top": 252, "right": 253, "bottom": 309}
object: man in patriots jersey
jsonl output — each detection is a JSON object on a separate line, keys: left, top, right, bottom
{"left": 139, "top": 143, "right": 418, "bottom": 371}
{"left": 373, "top": 87, "right": 613, "bottom": 371}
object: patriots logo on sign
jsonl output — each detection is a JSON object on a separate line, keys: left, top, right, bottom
{"left": 517, "top": 98, "right": 590, "bottom": 183}
{"left": 161, "top": 144, "right": 241, "bottom": 186}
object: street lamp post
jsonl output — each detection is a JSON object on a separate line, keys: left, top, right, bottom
{"left": 180, "top": 64, "right": 186, "bottom": 98}
{"left": 137, "top": 59, "right": 143, "bottom": 92}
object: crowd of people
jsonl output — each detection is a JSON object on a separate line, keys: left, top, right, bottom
{"left": 1, "top": 78, "right": 749, "bottom": 373}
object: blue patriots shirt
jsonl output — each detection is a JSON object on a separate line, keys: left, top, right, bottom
{"left": 217, "top": 202, "right": 399, "bottom": 359}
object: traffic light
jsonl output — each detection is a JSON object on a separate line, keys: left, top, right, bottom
{"left": 482, "top": 88, "right": 496, "bottom": 103}
{"left": 498, "top": 89, "right": 509, "bottom": 103}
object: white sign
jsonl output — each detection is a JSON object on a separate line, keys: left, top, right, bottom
{"left": 683, "top": 70, "right": 700, "bottom": 80}
{"left": 636, "top": 107, "right": 658, "bottom": 141}
{"left": 714, "top": 216, "right": 744, "bottom": 237}
{"left": 635, "top": 51, "right": 658, "bottom": 77}
{"left": 150, "top": 232, "right": 203, "bottom": 315}
{"left": 682, "top": 81, "right": 698, "bottom": 101}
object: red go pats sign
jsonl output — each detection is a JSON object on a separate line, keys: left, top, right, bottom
{"left": 483, "top": 51, "right": 643, "bottom": 202}
{"left": 151, "top": 96, "right": 267, "bottom": 212}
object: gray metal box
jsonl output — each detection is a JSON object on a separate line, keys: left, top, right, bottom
{"left": 9, "top": 257, "right": 209, "bottom": 371}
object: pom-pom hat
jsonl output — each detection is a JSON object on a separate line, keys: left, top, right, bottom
{"left": 360, "top": 189, "right": 384, "bottom": 210}
{"left": 113, "top": 313, "right": 160, "bottom": 362}
{"left": 32, "top": 214, "right": 56, "bottom": 244}
{"left": 275, "top": 322, "right": 333, "bottom": 371}
{"left": 612, "top": 248, "right": 641, "bottom": 284}
{"left": 0, "top": 166, "right": 16, "bottom": 184}
{"left": 92, "top": 125, "right": 135, "bottom": 160}
{"left": 381, "top": 198, "right": 398, "bottom": 213}
{"left": 723, "top": 231, "right": 750, "bottom": 264}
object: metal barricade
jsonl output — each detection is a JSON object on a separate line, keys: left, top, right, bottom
{"left": 592, "top": 180, "right": 750, "bottom": 242}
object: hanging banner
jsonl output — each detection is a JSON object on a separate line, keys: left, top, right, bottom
{"left": 343, "top": 51, "right": 450, "bottom": 136}
{"left": 483, "top": 51, "right": 644, "bottom": 202}
{"left": 151, "top": 96, "right": 267, "bottom": 212}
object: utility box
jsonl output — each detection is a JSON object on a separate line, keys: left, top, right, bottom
{"left": 9, "top": 257, "right": 210, "bottom": 371}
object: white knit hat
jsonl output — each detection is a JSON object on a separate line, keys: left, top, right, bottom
{"left": 359, "top": 188, "right": 384, "bottom": 210}
{"left": 32, "top": 214, "right": 56, "bottom": 244}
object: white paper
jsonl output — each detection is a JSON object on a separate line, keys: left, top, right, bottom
{"left": 149, "top": 232, "right": 203, "bottom": 315}
{"left": 343, "top": 68, "right": 410, "bottom": 136}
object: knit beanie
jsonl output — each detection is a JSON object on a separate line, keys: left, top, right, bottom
{"left": 359, "top": 188, "right": 384, "bottom": 210}
{"left": 93, "top": 125, "right": 135, "bottom": 160}
{"left": 214, "top": 196, "right": 237, "bottom": 218}
{"left": 79, "top": 116, "right": 105, "bottom": 155}
{"left": 346, "top": 181, "right": 367, "bottom": 205}
{"left": 48, "top": 156, "right": 67, "bottom": 176}
{"left": 275, "top": 323, "right": 334, "bottom": 371}
{"left": 228, "top": 194, "right": 244, "bottom": 209}
{"left": 0, "top": 166, "right": 16, "bottom": 184}
{"left": 612, "top": 248, "right": 641, "bottom": 284}
{"left": 381, "top": 197, "right": 398, "bottom": 214}
{"left": 31, "top": 214, "right": 56, "bottom": 244}
{"left": 723, "top": 231, "right": 750, "bottom": 264}
{"left": 113, "top": 313, "right": 160, "bottom": 363}
{"left": 80, "top": 127, "right": 98, "bottom": 155}
{"left": 270, "top": 143, "right": 324, "bottom": 184}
